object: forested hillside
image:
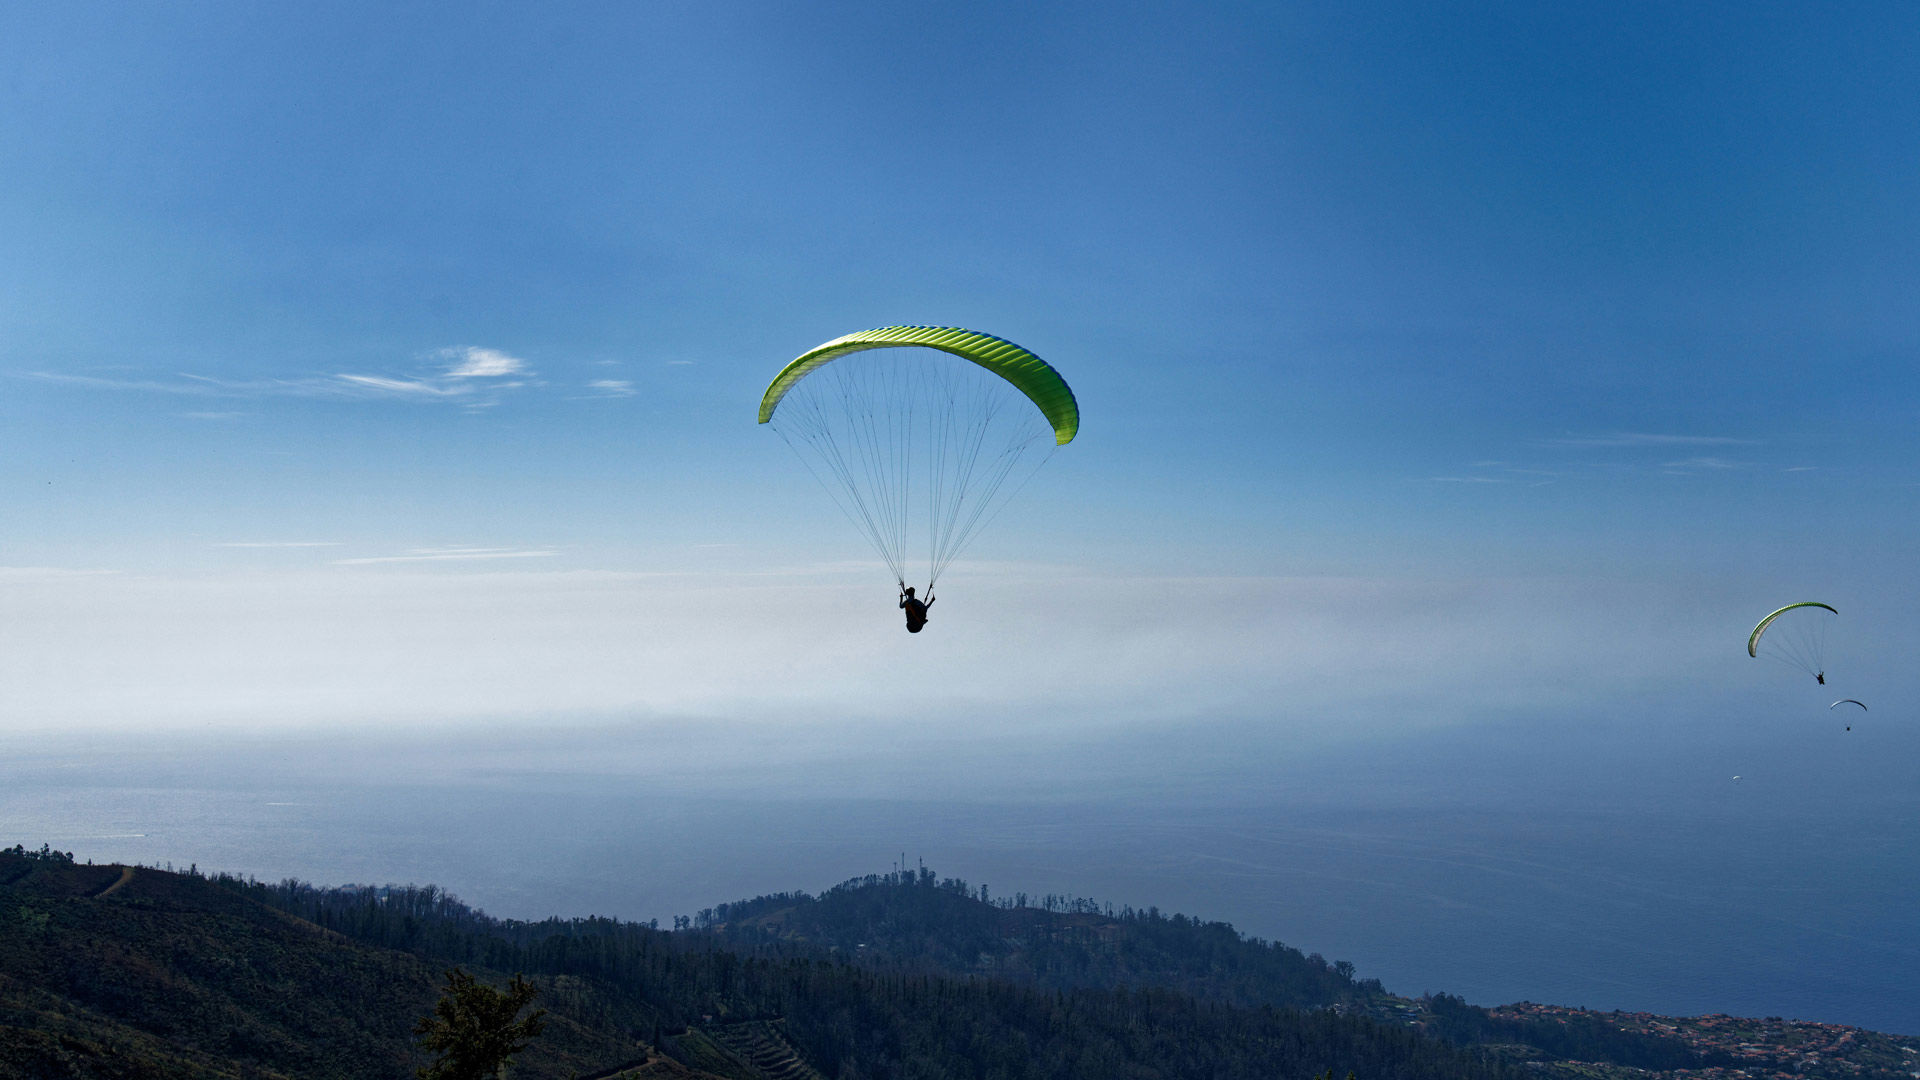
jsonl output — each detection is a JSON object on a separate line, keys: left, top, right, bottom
{"left": 693, "top": 868, "right": 1377, "bottom": 1010}
{"left": 1, "top": 847, "right": 1508, "bottom": 1080}
{"left": 0, "top": 846, "right": 666, "bottom": 1079}
{"left": 673, "top": 872, "right": 1755, "bottom": 1077}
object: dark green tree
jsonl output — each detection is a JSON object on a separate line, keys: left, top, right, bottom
{"left": 413, "top": 968, "right": 547, "bottom": 1080}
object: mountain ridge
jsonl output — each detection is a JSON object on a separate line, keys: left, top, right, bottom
{"left": 3, "top": 844, "right": 1912, "bottom": 1080}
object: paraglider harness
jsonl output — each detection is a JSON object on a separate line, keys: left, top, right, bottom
{"left": 899, "top": 584, "right": 934, "bottom": 633}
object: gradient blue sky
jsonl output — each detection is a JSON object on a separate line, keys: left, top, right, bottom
{"left": 4, "top": 2, "right": 1919, "bottom": 731}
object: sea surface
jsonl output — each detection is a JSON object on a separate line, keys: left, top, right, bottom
{"left": 4, "top": 708, "right": 1916, "bottom": 1035}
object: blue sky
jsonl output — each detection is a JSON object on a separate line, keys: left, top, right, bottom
{"left": 3, "top": 2, "right": 1919, "bottom": 731}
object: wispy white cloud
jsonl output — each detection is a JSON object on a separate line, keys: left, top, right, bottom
{"left": 25, "top": 371, "right": 340, "bottom": 397}
{"left": 335, "top": 346, "right": 536, "bottom": 407}
{"left": 28, "top": 345, "right": 540, "bottom": 410}
{"left": 1426, "top": 476, "right": 1507, "bottom": 484}
{"left": 335, "top": 374, "right": 466, "bottom": 396}
{"left": 0, "top": 566, "right": 121, "bottom": 581}
{"left": 441, "top": 346, "right": 526, "bottom": 379}
{"left": 216, "top": 541, "right": 343, "bottom": 549}
{"left": 1661, "top": 456, "right": 1742, "bottom": 471}
{"left": 1512, "top": 433, "right": 1760, "bottom": 479}
{"left": 27, "top": 372, "right": 179, "bottom": 392}
{"left": 1784, "top": 466, "right": 1818, "bottom": 473}
{"left": 666, "top": 360, "right": 696, "bottom": 366}
{"left": 332, "top": 547, "right": 558, "bottom": 566}
{"left": 584, "top": 379, "right": 636, "bottom": 398}
{"left": 1541, "top": 432, "right": 1754, "bottom": 448}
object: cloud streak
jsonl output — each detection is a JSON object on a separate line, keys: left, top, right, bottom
{"left": 331, "top": 547, "right": 558, "bottom": 565}
{"left": 26, "top": 345, "right": 539, "bottom": 408}
{"left": 26, "top": 371, "right": 340, "bottom": 397}
{"left": 335, "top": 345, "right": 534, "bottom": 404}
{"left": 442, "top": 347, "right": 526, "bottom": 378}
{"left": 0, "top": 566, "right": 122, "bottom": 581}
{"left": 335, "top": 374, "right": 467, "bottom": 396}
{"left": 581, "top": 378, "right": 636, "bottom": 398}
{"left": 1539, "top": 432, "right": 1755, "bottom": 449}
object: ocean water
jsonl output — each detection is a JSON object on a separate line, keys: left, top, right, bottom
{"left": 3, "top": 708, "right": 1916, "bottom": 1035}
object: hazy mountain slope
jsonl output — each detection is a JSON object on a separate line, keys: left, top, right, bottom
{"left": 695, "top": 869, "right": 1377, "bottom": 1009}
{"left": 684, "top": 871, "right": 1918, "bottom": 1080}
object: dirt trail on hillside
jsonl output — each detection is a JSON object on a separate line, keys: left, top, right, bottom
{"left": 93, "top": 866, "right": 134, "bottom": 898}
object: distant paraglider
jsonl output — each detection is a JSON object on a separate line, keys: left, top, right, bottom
{"left": 1829, "top": 698, "right": 1866, "bottom": 731}
{"left": 1748, "top": 602, "right": 1838, "bottom": 684}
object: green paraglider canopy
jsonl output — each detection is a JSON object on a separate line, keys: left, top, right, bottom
{"left": 1748, "top": 601, "right": 1838, "bottom": 682}
{"left": 1747, "top": 602, "right": 1837, "bottom": 657}
{"left": 759, "top": 326, "right": 1079, "bottom": 445}
{"left": 758, "top": 325, "right": 1078, "bottom": 591}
